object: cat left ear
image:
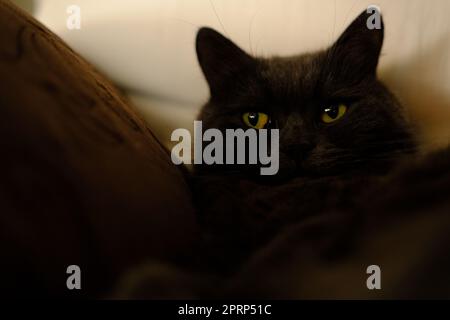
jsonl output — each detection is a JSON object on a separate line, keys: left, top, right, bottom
{"left": 328, "top": 8, "right": 384, "bottom": 83}
{"left": 196, "top": 27, "right": 256, "bottom": 99}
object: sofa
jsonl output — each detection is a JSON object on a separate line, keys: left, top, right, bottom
{"left": 0, "top": 0, "right": 198, "bottom": 298}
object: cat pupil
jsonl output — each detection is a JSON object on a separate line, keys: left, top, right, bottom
{"left": 325, "top": 105, "right": 339, "bottom": 119}
{"left": 248, "top": 112, "right": 259, "bottom": 126}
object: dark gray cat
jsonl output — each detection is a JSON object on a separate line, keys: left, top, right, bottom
{"left": 193, "top": 10, "right": 416, "bottom": 271}
{"left": 117, "top": 10, "right": 450, "bottom": 299}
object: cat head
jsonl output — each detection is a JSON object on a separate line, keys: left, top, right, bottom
{"left": 195, "top": 10, "right": 416, "bottom": 177}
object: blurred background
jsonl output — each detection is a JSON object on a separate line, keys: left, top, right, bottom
{"left": 11, "top": 0, "right": 450, "bottom": 151}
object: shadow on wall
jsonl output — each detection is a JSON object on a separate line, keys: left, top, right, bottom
{"left": 12, "top": 0, "right": 34, "bottom": 13}
{"left": 382, "top": 34, "right": 450, "bottom": 152}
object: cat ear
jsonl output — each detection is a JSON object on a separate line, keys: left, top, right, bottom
{"left": 327, "top": 9, "right": 384, "bottom": 83}
{"left": 196, "top": 27, "right": 256, "bottom": 98}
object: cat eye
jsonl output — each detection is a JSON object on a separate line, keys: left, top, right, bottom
{"left": 242, "top": 112, "right": 270, "bottom": 129}
{"left": 321, "top": 104, "right": 348, "bottom": 124}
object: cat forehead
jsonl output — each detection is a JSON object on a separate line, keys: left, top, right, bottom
{"left": 257, "top": 52, "right": 327, "bottom": 95}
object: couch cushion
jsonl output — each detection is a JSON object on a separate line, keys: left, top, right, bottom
{"left": 0, "top": 1, "right": 197, "bottom": 298}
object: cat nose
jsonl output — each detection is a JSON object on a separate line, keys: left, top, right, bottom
{"left": 283, "top": 143, "right": 315, "bottom": 159}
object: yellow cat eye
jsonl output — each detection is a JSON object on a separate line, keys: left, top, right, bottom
{"left": 242, "top": 112, "right": 270, "bottom": 129}
{"left": 321, "top": 104, "right": 348, "bottom": 124}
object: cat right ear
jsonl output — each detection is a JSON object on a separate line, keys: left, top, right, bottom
{"left": 196, "top": 28, "right": 256, "bottom": 98}
{"left": 327, "top": 9, "right": 384, "bottom": 84}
